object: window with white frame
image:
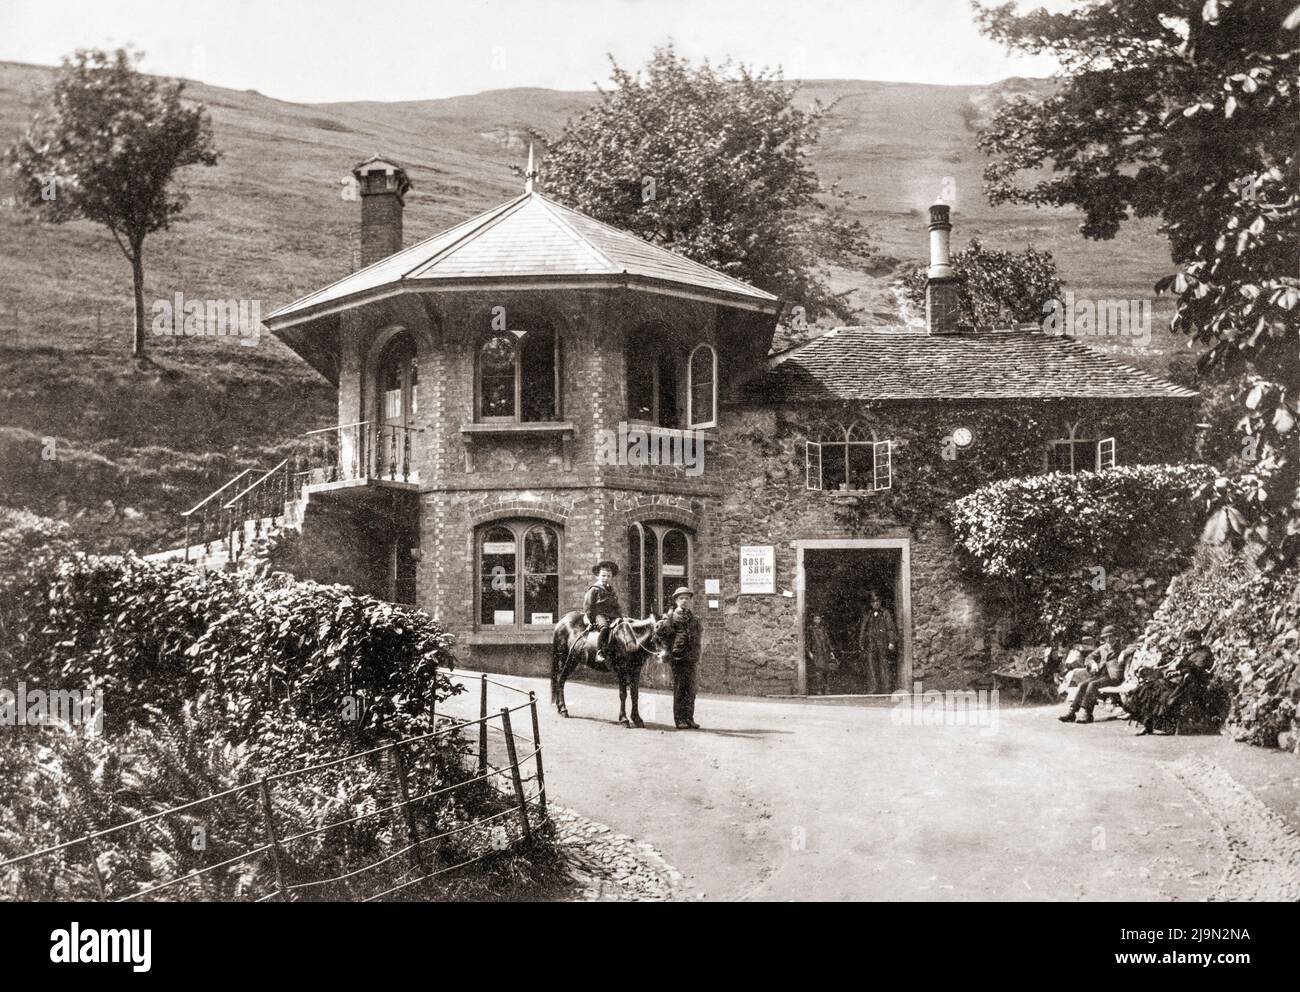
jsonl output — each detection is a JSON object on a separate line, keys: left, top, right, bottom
{"left": 1049, "top": 434, "right": 1116, "bottom": 474}
{"left": 687, "top": 344, "right": 717, "bottom": 429}
{"left": 806, "top": 427, "right": 892, "bottom": 492}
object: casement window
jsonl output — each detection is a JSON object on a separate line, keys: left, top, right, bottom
{"left": 806, "top": 430, "right": 892, "bottom": 492}
{"left": 627, "top": 522, "right": 693, "bottom": 616}
{"left": 478, "top": 521, "right": 561, "bottom": 628}
{"left": 687, "top": 344, "right": 718, "bottom": 429}
{"left": 626, "top": 328, "right": 684, "bottom": 429}
{"left": 475, "top": 319, "right": 560, "bottom": 422}
{"left": 1049, "top": 436, "right": 1116, "bottom": 474}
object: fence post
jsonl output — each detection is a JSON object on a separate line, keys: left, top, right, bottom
{"left": 258, "top": 778, "right": 290, "bottom": 902}
{"left": 500, "top": 708, "right": 531, "bottom": 840}
{"left": 528, "top": 691, "right": 547, "bottom": 821}
{"left": 478, "top": 675, "right": 488, "bottom": 776}
{"left": 391, "top": 744, "right": 426, "bottom": 872}
{"left": 82, "top": 836, "right": 108, "bottom": 900}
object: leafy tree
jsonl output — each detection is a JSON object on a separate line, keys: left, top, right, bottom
{"left": 973, "top": 0, "right": 1299, "bottom": 564}
{"left": 540, "top": 45, "right": 874, "bottom": 322}
{"left": 902, "top": 237, "right": 1062, "bottom": 328}
{"left": 5, "top": 48, "right": 220, "bottom": 360}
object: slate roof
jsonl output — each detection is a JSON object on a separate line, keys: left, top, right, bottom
{"left": 749, "top": 326, "right": 1197, "bottom": 403}
{"left": 265, "top": 191, "right": 778, "bottom": 325}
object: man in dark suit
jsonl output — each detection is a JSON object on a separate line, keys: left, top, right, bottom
{"left": 656, "top": 586, "right": 702, "bottom": 729}
{"left": 583, "top": 560, "right": 622, "bottom": 663}
{"left": 1059, "top": 623, "right": 1126, "bottom": 724}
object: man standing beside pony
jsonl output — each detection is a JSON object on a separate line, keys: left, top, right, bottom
{"left": 656, "top": 586, "right": 702, "bottom": 729}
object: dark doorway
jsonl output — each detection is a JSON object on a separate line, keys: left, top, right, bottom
{"left": 803, "top": 548, "right": 902, "bottom": 695}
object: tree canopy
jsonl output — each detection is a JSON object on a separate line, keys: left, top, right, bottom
{"left": 975, "top": 0, "right": 1299, "bottom": 564}
{"left": 903, "top": 237, "right": 1062, "bottom": 328}
{"left": 540, "top": 45, "right": 874, "bottom": 321}
{"left": 5, "top": 48, "right": 220, "bottom": 358}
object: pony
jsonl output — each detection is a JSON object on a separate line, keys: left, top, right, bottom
{"left": 551, "top": 611, "right": 664, "bottom": 727}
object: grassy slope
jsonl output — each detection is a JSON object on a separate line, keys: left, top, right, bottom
{"left": 0, "top": 62, "right": 1193, "bottom": 552}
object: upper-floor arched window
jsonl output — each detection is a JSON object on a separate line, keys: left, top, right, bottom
{"left": 687, "top": 344, "right": 717, "bottom": 429}
{"left": 475, "top": 317, "right": 560, "bottom": 422}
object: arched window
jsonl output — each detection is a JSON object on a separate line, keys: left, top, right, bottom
{"left": 478, "top": 521, "right": 562, "bottom": 628}
{"left": 374, "top": 332, "right": 419, "bottom": 480}
{"left": 628, "top": 522, "right": 693, "bottom": 615}
{"left": 806, "top": 425, "right": 892, "bottom": 492}
{"left": 687, "top": 344, "right": 717, "bottom": 429}
{"left": 475, "top": 318, "right": 560, "bottom": 422}
{"left": 626, "top": 326, "right": 683, "bottom": 428}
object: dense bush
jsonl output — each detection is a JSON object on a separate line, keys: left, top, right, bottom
{"left": 1, "top": 553, "right": 460, "bottom": 761}
{"left": 0, "top": 555, "right": 569, "bottom": 900}
{"left": 949, "top": 464, "right": 1226, "bottom": 642}
{"left": 950, "top": 464, "right": 1219, "bottom": 580}
{"left": 1148, "top": 546, "right": 1300, "bottom": 753}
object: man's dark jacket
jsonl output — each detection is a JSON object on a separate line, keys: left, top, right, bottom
{"left": 656, "top": 607, "right": 702, "bottom": 665}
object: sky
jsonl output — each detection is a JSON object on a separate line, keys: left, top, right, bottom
{"left": 0, "top": 0, "right": 1072, "bottom": 104}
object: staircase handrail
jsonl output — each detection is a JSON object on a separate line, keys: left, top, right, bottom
{"left": 222, "top": 459, "right": 290, "bottom": 510}
{"left": 181, "top": 468, "right": 258, "bottom": 518}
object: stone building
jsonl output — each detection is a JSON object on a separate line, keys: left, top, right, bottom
{"left": 259, "top": 155, "right": 1198, "bottom": 695}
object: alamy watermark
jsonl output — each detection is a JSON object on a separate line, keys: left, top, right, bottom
{"left": 1042, "top": 291, "right": 1152, "bottom": 347}
{"left": 151, "top": 292, "right": 262, "bottom": 345}
{"left": 595, "top": 422, "right": 705, "bottom": 476}
{"left": 1, "top": 683, "right": 104, "bottom": 735}
{"left": 890, "top": 682, "right": 1000, "bottom": 736}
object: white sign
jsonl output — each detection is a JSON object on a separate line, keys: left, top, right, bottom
{"left": 662, "top": 564, "right": 686, "bottom": 577}
{"left": 493, "top": 610, "right": 515, "bottom": 625}
{"left": 529, "top": 612, "right": 553, "bottom": 626}
{"left": 740, "top": 545, "right": 775, "bottom": 594}
{"left": 483, "top": 541, "right": 515, "bottom": 555}
{"left": 704, "top": 578, "right": 720, "bottom": 595}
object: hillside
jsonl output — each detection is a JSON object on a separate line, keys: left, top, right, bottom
{"left": 0, "top": 61, "right": 1196, "bottom": 552}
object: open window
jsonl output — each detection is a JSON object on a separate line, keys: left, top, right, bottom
{"left": 1048, "top": 430, "right": 1117, "bottom": 474}
{"left": 475, "top": 318, "right": 560, "bottom": 422}
{"left": 806, "top": 427, "right": 892, "bottom": 492}
{"left": 477, "top": 521, "right": 561, "bottom": 628}
{"left": 626, "top": 326, "right": 684, "bottom": 428}
{"left": 687, "top": 344, "right": 717, "bottom": 429}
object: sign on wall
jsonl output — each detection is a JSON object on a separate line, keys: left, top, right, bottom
{"left": 739, "top": 545, "right": 775, "bottom": 594}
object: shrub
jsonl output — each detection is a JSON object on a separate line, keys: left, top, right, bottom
{"left": 949, "top": 464, "right": 1226, "bottom": 642}
{"left": 1, "top": 553, "right": 462, "bottom": 762}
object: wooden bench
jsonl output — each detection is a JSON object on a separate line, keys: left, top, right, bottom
{"left": 991, "top": 669, "right": 1052, "bottom": 706}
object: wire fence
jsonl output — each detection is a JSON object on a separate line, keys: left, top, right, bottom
{"left": 0, "top": 672, "right": 548, "bottom": 902}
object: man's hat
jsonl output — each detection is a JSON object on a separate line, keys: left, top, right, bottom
{"left": 1079, "top": 635, "right": 1098, "bottom": 646}
{"left": 1099, "top": 624, "right": 1121, "bottom": 637}
{"left": 592, "top": 560, "right": 619, "bottom": 577}
{"left": 671, "top": 586, "right": 694, "bottom": 600}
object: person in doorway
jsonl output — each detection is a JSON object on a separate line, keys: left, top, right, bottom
{"left": 655, "top": 586, "right": 702, "bottom": 729}
{"left": 583, "top": 560, "right": 622, "bottom": 664}
{"left": 806, "top": 613, "right": 838, "bottom": 695}
{"left": 1058, "top": 624, "right": 1125, "bottom": 724}
{"left": 858, "top": 591, "right": 898, "bottom": 694}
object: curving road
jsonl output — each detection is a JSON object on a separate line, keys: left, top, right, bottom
{"left": 442, "top": 670, "right": 1300, "bottom": 901}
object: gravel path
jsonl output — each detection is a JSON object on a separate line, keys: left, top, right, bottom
{"left": 1168, "top": 754, "right": 1300, "bottom": 901}
{"left": 448, "top": 672, "right": 1300, "bottom": 901}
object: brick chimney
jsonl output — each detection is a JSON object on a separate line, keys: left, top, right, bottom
{"left": 352, "top": 156, "right": 412, "bottom": 268}
{"left": 925, "top": 203, "right": 962, "bottom": 335}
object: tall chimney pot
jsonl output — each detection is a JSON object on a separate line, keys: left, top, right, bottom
{"left": 352, "top": 156, "right": 412, "bottom": 268}
{"left": 927, "top": 202, "right": 953, "bottom": 279}
{"left": 925, "top": 202, "right": 962, "bottom": 335}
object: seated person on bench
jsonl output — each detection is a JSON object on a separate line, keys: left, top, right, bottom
{"left": 1058, "top": 624, "right": 1126, "bottom": 724}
